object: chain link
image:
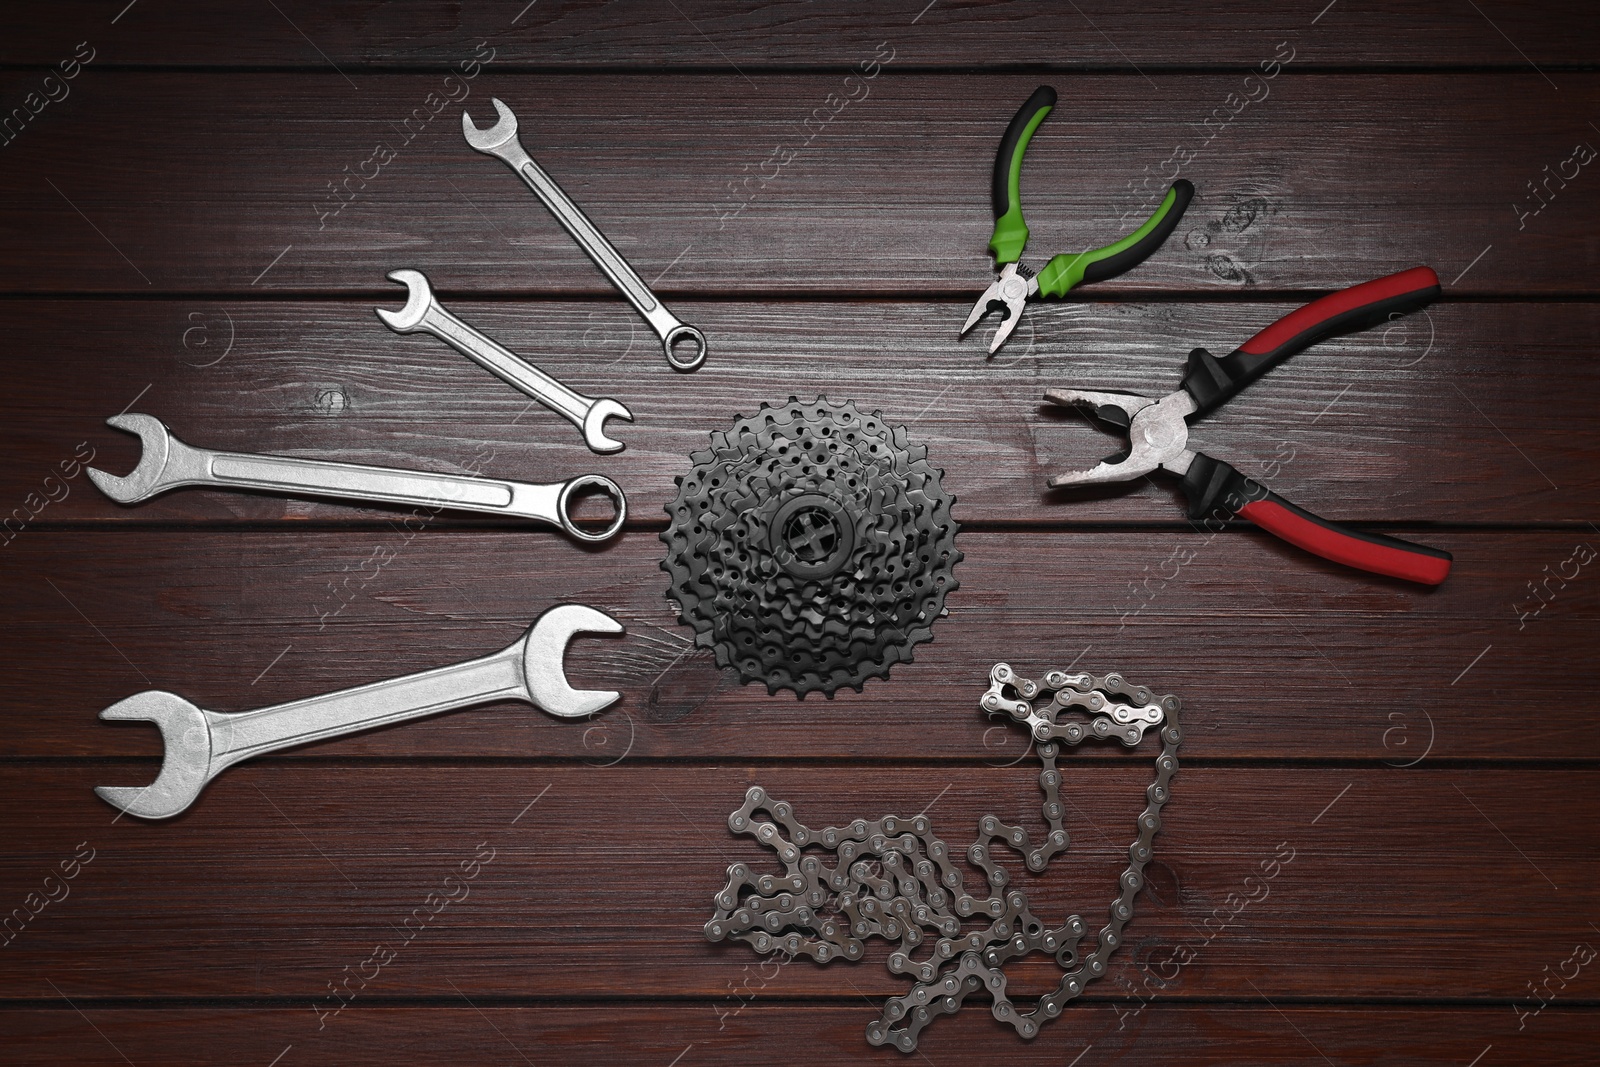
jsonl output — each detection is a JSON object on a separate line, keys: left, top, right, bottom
{"left": 704, "top": 663, "right": 1183, "bottom": 1052}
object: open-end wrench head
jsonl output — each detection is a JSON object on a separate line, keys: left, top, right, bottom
{"left": 375, "top": 269, "right": 436, "bottom": 333}
{"left": 95, "top": 690, "right": 213, "bottom": 819}
{"left": 582, "top": 398, "right": 634, "bottom": 455}
{"left": 522, "top": 604, "right": 624, "bottom": 719}
{"left": 461, "top": 97, "right": 519, "bottom": 154}
{"left": 88, "top": 413, "right": 174, "bottom": 504}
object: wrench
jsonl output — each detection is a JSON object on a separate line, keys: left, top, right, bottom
{"left": 377, "top": 269, "right": 633, "bottom": 455}
{"left": 88, "top": 413, "right": 626, "bottom": 543}
{"left": 461, "top": 97, "right": 709, "bottom": 373}
{"left": 94, "top": 604, "right": 624, "bottom": 819}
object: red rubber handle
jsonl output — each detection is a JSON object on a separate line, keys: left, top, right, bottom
{"left": 1238, "top": 497, "right": 1452, "bottom": 586}
{"left": 1180, "top": 453, "right": 1452, "bottom": 585}
{"left": 1180, "top": 266, "right": 1441, "bottom": 414}
{"left": 1239, "top": 265, "right": 1441, "bottom": 357}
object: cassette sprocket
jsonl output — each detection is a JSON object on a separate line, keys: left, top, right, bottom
{"left": 660, "top": 396, "right": 961, "bottom": 697}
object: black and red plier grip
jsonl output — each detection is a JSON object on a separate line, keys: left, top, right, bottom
{"left": 1045, "top": 266, "right": 1453, "bottom": 586}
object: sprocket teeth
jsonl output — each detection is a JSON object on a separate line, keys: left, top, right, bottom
{"left": 660, "top": 396, "right": 960, "bottom": 698}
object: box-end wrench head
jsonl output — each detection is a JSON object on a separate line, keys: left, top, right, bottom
{"left": 377, "top": 269, "right": 632, "bottom": 454}
{"left": 461, "top": 99, "right": 709, "bottom": 374}
{"left": 95, "top": 604, "right": 625, "bottom": 820}
{"left": 87, "top": 413, "right": 626, "bottom": 542}
{"left": 659, "top": 323, "right": 708, "bottom": 374}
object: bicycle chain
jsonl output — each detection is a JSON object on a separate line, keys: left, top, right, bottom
{"left": 704, "top": 664, "right": 1182, "bottom": 1052}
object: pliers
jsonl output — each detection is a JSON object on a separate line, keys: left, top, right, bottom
{"left": 1043, "top": 266, "right": 1453, "bottom": 586}
{"left": 962, "top": 85, "right": 1194, "bottom": 355}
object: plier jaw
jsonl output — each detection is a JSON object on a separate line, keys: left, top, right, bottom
{"left": 1043, "top": 389, "right": 1196, "bottom": 487}
{"left": 959, "top": 262, "right": 1037, "bottom": 355}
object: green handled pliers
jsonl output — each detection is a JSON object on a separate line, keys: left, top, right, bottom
{"left": 961, "top": 85, "right": 1195, "bottom": 355}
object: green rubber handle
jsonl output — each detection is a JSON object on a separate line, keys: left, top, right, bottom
{"left": 986, "top": 85, "right": 1057, "bottom": 264}
{"left": 1035, "top": 180, "right": 1194, "bottom": 298}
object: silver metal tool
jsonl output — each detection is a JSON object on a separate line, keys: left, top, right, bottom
{"left": 88, "top": 413, "right": 626, "bottom": 543}
{"left": 1038, "top": 267, "right": 1453, "bottom": 586}
{"left": 377, "top": 269, "right": 633, "bottom": 454}
{"left": 461, "top": 97, "right": 708, "bottom": 373}
{"left": 94, "top": 604, "right": 625, "bottom": 820}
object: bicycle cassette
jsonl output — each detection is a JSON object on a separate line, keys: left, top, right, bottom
{"left": 660, "top": 396, "right": 961, "bottom": 697}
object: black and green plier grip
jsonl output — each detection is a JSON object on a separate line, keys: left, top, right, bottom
{"left": 963, "top": 85, "right": 1194, "bottom": 354}
{"left": 988, "top": 85, "right": 1058, "bottom": 264}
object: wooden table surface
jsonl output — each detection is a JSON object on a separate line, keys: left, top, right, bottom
{"left": 4, "top": 2, "right": 1598, "bottom": 1063}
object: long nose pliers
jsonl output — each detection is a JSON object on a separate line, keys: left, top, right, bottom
{"left": 961, "top": 85, "right": 1195, "bottom": 355}
{"left": 1043, "top": 266, "right": 1453, "bottom": 586}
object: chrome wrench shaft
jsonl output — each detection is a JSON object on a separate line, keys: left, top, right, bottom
{"left": 377, "top": 269, "right": 633, "bottom": 455}
{"left": 462, "top": 98, "right": 708, "bottom": 372}
{"left": 89, "top": 413, "right": 625, "bottom": 543}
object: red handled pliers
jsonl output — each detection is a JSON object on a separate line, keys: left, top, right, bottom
{"left": 1044, "top": 266, "right": 1453, "bottom": 585}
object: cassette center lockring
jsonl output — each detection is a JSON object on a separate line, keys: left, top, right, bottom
{"left": 769, "top": 493, "right": 856, "bottom": 579}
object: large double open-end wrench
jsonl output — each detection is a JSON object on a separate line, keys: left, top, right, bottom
{"left": 88, "top": 413, "right": 626, "bottom": 543}
{"left": 377, "top": 269, "right": 633, "bottom": 455}
{"left": 95, "top": 604, "right": 624, "bottom": 819}
{"left": 461, "top": 98, "right": 709, "bottom": 373}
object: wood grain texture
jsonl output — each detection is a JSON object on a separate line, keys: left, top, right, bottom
{"left": 0, "top": 73, "right": 1594, "bottom": 294}
{"left": 2, "top": 3, "right": 1598, "bottom": 1062}
{"left": 5, "top": 0, "right": 1600, "bottom": 69}
{"left": 1, "top": 1005, "right": 1591, "bottom": 1067}
{"left": 1, "top": 765, "right": 1594, "bottom": 1002}
{"left": 1, "top": 298, "right": 1593, "bottom": 526}
{"left": 4, "top": 529, "right": 1592, "bottom": 761}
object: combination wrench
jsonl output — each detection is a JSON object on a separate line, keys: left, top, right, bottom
{"left": 377, "top": 269, "right": 632, "bottom": 455}
{"left": 94, "top": 604, "right": 624, "bottom": 819}
{"left": 88, "top": 413, "right": 626, "bottom": 543}
{"left": 461, "top": 97, "right": 709, "bottom": 373}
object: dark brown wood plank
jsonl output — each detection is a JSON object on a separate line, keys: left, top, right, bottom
{"left": 0, "top": 765, "right": 1593, "bottom": 1002}
{"left": 2, "top": 299, "right": 1592, "bottom": 525}
{"left": 0, "top": 1004, "right": 1591, "bottom": 1066}
{"left": 3, "top": 529, "right": 1594, "bottom": 761}
{"left": 5, "top": 1, "right": 1599, "bottom": 69}
{"left": 0, "top": 73, "right": 1594, "bottom": 294}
